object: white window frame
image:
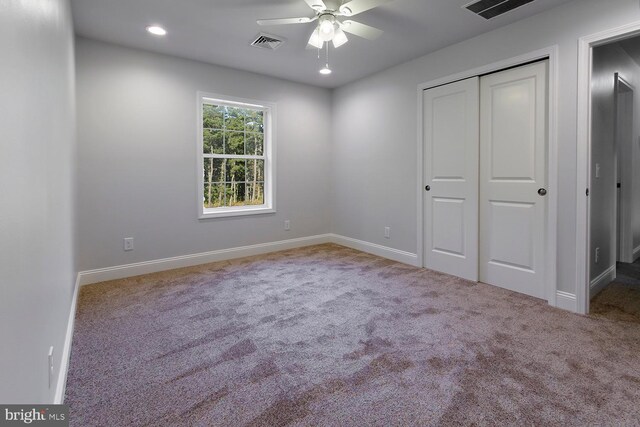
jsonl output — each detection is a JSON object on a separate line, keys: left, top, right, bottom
{"left": 197, "top": 92, "right": 276, "bottom": 219}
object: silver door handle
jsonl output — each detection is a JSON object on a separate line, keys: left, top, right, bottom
{"left": 538, "top": 188, "right": 547, "bottom": 196}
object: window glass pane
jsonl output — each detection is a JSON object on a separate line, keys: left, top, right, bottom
{"left": 246, "top": 182, "right": 264, "bottom": 206}
{"left": 204, "top": 183, "right": 225, "bottom": 208}
{"left": 201, "top": 99, "right": 268, "bottom": 213}
{"left": 245, "top": 110, "right": 264, "bottom": 133}
{"left": 246, "top": 159, "right": 264, "bottom": 182}
{"left": 225, "top": 107, "right": 245, "bottom": 131}
{"left": 225, "top": 131, "right": 245, "bottom": 155}
{"left": 203, "top": 105, "right": 224, "bottom": 129}
{"left": 203, "top": 129, "right": 223, "bottom": 154}
{"left": 226, "top": 159, "right": 246, "bottom": 183}
{"left": 204, "top": 158, "right": 225, "bottom": 184}
{"left": 246, "top": 133, "right": 264, "bottom": 156}
{"left": 228, "top": 183, "right": 246, "bottom": 206}
{"left": 224, "top": 182, "right": 246, "bottom": 206}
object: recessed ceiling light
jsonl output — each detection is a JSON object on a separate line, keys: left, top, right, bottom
{"left": 146, "top": 26, "right": 167, "bottom": 36}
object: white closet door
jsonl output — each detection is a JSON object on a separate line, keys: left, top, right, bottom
{"left": 423, "top": 77, "right": 479, "bottom": 281}
{"left": 479, "top": 61, "right": 548, "bottom": 299}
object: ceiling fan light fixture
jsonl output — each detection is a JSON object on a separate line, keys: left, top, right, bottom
{"left": 318, "top": 15, "right": 336, "bottom": 42}
{"left": 332, "top": 28, "right": 348, "bottom": 48}
{"left": 256, "top": 0, "right": 390, "bottom": 76}
{"left": 308, "top": 27, "right": 324, "bottom": 49}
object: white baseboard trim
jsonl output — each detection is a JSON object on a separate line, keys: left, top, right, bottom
{"left": 590, "top": 264, "right": 616, "bottom": 298}
{"left": 78, "top": 234, "right": 420, "bottom": 286}
{"left": 555, "top": 291, "right": 578, "bottom": 312}
{"left": 79, "top": 234, "right": 334, "bottom": 286}
{"left": 54, "top": 273, "right": 80, "bottom": 404}
{"left": 633, "top": 245, "right": 640, "bottom": 262}
{"left": 329, "top": 234, "right": 419, "bottom": 266}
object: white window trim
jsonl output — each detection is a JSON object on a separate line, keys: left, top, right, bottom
{"left": 196, "top": 91, "right": 276, "bottom": 219}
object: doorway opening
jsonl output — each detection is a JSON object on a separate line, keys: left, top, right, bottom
{"left": 587, "top": 36, "right": 640, "bottom": 322}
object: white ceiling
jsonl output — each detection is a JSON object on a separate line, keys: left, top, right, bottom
{"left": 70, "top": 0, "right": 576, "bottom": 88}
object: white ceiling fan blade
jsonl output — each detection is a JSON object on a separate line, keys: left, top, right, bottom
{"left": 339, "top": 0, "right": 392, "bottom": 16}
{"left": 257, "top": 16, "right": 317, "bottom": 26}
{"left": 340, "top": 20, "right": 383, "bottom": 40}
{"left": 303, "top": 0, "right": 327, "bottom": 11}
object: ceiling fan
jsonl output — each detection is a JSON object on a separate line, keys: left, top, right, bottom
{"left": 257, "top": 0, "right": 392, "bottom": 49}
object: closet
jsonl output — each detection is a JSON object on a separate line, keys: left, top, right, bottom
{"left": 422, "top": 60, "right": 548, "bottom": 299}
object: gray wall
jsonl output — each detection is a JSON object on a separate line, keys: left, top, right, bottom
{"left": 0, "top": 0, "right": 77, "bottom": 403}
{"left": 75, "top": 38, "right": 332, "bottom": 271}
{"left": 590, "top": 43, "right": 640, "bottom": 282}
{"left": 331, "top": 0, "right": 640, "bottom": 295}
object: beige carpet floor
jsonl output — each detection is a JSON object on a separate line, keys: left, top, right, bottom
{"left": 65, "top": 244, "right": 640, "bottom": 426}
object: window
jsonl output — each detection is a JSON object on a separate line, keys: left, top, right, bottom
{"left": 197, "top": 93, "right": 275, "bottom": 218}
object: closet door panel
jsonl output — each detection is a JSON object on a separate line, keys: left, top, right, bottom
{"left": 479, "top": 60, "right": 548, "bottom": 299}
{"left": 423, "top": 77, "right": 479, "bottom": 281}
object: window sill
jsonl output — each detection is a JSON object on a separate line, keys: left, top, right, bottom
{"left": 199, "top": 206, "right": 275, "bottom": 219}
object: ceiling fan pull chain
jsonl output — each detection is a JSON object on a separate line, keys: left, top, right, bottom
{"left": 319, "top": 41, "right": 332, "bottom": 75}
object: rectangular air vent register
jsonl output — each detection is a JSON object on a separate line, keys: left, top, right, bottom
{"left": 250, "top": 33, "right": 285, "bottom": 50}
{"left": 464, "top": 0, "right": 536, "bottom": 20}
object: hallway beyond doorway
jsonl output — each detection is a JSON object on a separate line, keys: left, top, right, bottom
{"left": 591, "top": 258, "right": 640, "bottom": 322}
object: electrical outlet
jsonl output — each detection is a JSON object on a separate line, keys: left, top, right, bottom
{"left": 48, "top": 346, "right": 54, "bottom": 389}
{"left": 384, "top": 227, "right": 390, "bottom": 239}
{"left": 595, "top": 247, "right": 600, "bottom": 263}
{"left": 284, "top": 220, "right": 290, "bottom": 231}
{"left": 595, "top": 163, "right": 600, "bottom": 178}
{"left": 124, "top": 237, "right": 134, "bottom": 251}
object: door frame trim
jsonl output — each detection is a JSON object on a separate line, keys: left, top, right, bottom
{"left": 416, "top": 45, "right": 559, "bottom": 307}
{"left": 576, "top": 21, "right": 640, "bottom": 315}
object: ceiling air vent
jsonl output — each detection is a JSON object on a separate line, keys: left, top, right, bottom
{"left": 250, "top": 33, "right": 285, "bottom": 50}
{"left": 464, "top": 0, "right": 536, "bottom": 20}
